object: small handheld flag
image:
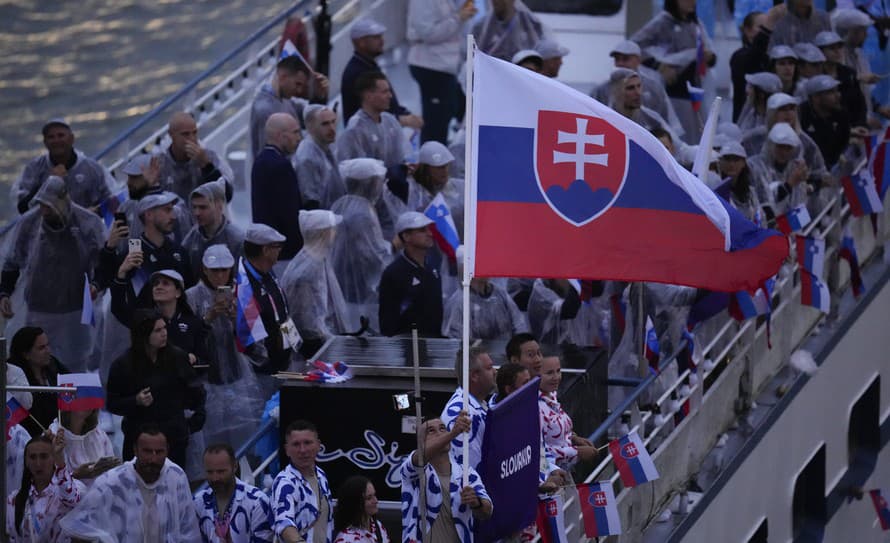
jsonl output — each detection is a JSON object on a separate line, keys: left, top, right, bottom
{"left": 686, "top": 81, "right": 704, "bottom": 112}
{"left": 695, "top": 27, "right": 707, "bottom": 78}
{"left": 800, "top": 269, "right": 830, "bottom": 313}
{"left": 842, "top": 169, "right": 884, "bottom": 217}
{"left": 80, "top": 273, "right": 94, "bottom": 326}
{"left": 577, "top": 482, "right": 622, "bottom": 537}
{"left": 775, "top": 205, "right": 811, "bottom": 235}
{"left": 303, "top": 361, "right": 354, "bottom": 383}
{"left": 57, "top": 373, "right": 105, "bottom": 411}
{"left": 869, "top": 489, "right": 890, "bottom": 531}
{"left": 535, "top": 494, "right": 569, "bottom": 543}
{"left": 608, "top": 431, "right": 659, "bottom": 487}
{"left": 838, "top": 228, "right": 864, "bottom": 298}
{"left": 729, "top": 278, "right": 773, "bottom": 321}
{"left": 796, "top": 235, "right": 826, "bottom": 277}
{"left": 424, "top": 193, "right": 461, "bottom": 263}
{"left": 6, "top": 395, "right": 29, "bottom": 441}
{"left": 280, "top": 39, "right": 313, "bottom": 73}
{"left": 234, "top": 259, "right": 269, "bottom": 351}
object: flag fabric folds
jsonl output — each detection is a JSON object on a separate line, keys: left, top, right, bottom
{"left": 6, "top": 394, "right": 28, "bottom": 441}
{"left": 577, "top": 482, "right": 622, "bottom": 537}
{"left": 686, "top": 81, "right": 704, "bottom": 112}
{"left": 775, "top": 205, "right": 811, "bottom": 236}
{"left": 839, "top": 228, "right": 865, "bottom": 298}
{"left": 469, "top": 51, "right": 786, "bottom": 292}
{"left": 303, "top": 361, "right": 354, "bottom": 383}
{"left": 424, "top": 193, "right": 461, "bottom": 263}
{"left": 57, "top": 373, "right": 105, "bottom": 411}
{"left": 842, "top": 169, "right": 884, "bottom": 217}
{"left": 870, "top": 489, "right": 890, "bottom": 531}
{"left": 234, "top": 259, "right": 269, "bottom": 351}
{"left": 645, "top": 317, "right": 660, "bottom": 370}
{"left": 868, "top": 126, "right": 890, "bottom": 200}
{"left": 796, "top": 236, "right": 830, "bottom": 313}
{"left": 535, "top": 494, "right": 569, "bottom": 543}
{"left": 80, "top": 273, "right": 95, "bottom": 326}
{"left": 97, "top": 189, "right": 127, "bottom": 228}
{"left": 608, "top": 431, "right": 659, "bottom": 487}
{"left": 280, "top": 39, "right": 312, "bottom": 71}
{"left": 729, "top": 278, "right": 773, "bottom": 321}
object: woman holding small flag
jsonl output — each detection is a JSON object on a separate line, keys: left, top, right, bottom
{"left": 49, "top": 408, "right": 117, "bottom": 486}
{"left": 8, "top": 327, "right": 68, "bottom": 438}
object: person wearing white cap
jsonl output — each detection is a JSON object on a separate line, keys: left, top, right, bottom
{"left": 186, "top": 245, "right": 265, "bottom": 451}
{"left": 401, "top": 141, "right": 464, "bottom": 228}
{"left": 238, "top": 223, "right": 298, "bottom": 375}
{"left": 748, "top": 122, "right": 810, "bottom": 217}
{"left": 407, "top": 0, "right": 478, "bottom": 144}
{"left": 715, "top": 141, "right": 764, "bottom": 223}
{"left": 280, "top": 210, "right": 349, "bottom": 358}
{"left": 378, "top": 211, "right": 443, "bottom": 337}
{"left": 815, "top": 30, "right": 868, "bottom": 127}
{"left": 512, "top": 49, "right": 543, "bottom": 72}
{"left": 153, "top": 111, "right": 234, "bottom": 203}
{"left": 736, "top": 71, "right": 783, "bottom": 131}
{"left": 0, "top": 176, "right": 105, "bottom": 372}
{"left": 182, "top": 179, "right": 245, "bottom": 276}
{"left": 592, "top": 40, "right": 684, "bottom": 137}
{"left": 472, "top": 0, "right": 545, "bottom": 63}
{"left": 792, "top": 42, "right": 826, "bottom": 101}
{"left": 13, "top": 118, "right": 113, "bottom": 214}
{"left": 341, "top": 18, "right": 422, "bottom": 129}
{"left": 249, "top": 45, "right": 329, "bottom": 160}
{"left": 535, "top": 37, "right": 569, "bottom": 78}
{"left": 799, "top": 75, "right": 856, "bottom": 169}
{"left": 767, "top": 0, "right": 831, "bottom": 48}
{"left": 294, "top": 105, "right": 345, "bottom": 210}
{"left": 330, "top": 159, "right": 391, "bottom": 328}
{"left": 834, "top": 8, "right": 874, "bottom": 76}
{"left": 768, "top": 44, "right": 798, "bottom": 93}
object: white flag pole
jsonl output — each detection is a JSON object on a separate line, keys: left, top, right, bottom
{"left": 691, "top": 97, "right": 722, "bottom": 183}
{"left": 460, "top": 33, "right": 478, "bottom": 489}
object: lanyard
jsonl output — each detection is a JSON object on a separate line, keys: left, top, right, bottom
{"left": 212, "top": 491, "right": 236, "bottom": 540}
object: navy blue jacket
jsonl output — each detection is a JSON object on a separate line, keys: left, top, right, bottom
{"left": 250, "top": 145, "right": 304, "bottom": 260}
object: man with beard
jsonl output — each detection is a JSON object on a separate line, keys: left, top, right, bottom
{"left": 13, "top": 118, "right": 113, "bottom": 213}
{"left": 294, "top": 104, "right": 345, "bottom": 210}
{"left": 111, "top": 154, "right": 192, "bottom": 243}
{"left": 154, "top": 112, "right": 233, "bottom": 202}
{"left": 193, "top": 443, "right": 273, "bottom": 542}
{"left": 60, "top": 425, "right": 200, "bottom": 541}
{"left": 0, "top": 176, "right": 105, "bottom": 372}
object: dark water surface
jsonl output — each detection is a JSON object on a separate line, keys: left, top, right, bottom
{"left": 0, "top": 0, "right": 288, "bottom": 222}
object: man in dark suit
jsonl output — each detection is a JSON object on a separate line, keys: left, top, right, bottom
{"left": 250, "top": 112, "right": 304, "bottom": 270}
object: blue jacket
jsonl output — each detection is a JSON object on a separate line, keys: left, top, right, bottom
{"left": 251, "top": 145, "right": 304, "bottom": 260}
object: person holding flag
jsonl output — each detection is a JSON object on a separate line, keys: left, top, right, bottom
{"left": 8, "top": 327, "right": 69, "bottom": 438}
{"left": 400, "top": 412, "right": 492, "bottom": 543}
{"left": 440, "top": 347, "right": 495, "bottom": 471}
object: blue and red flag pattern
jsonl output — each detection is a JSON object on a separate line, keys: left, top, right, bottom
{"left": 686, "top": 81, "right": 704, "bottom": 112}
{"left": 842, "top": 169, "right": 884, "bottom": 217}
{"left": 796, "top": 236, "right": 826, "bottom": 278}
{"left": 775, "top": 205, "right": 811, "bottom": 236}
{"left": 234, "top": 259, "right": 269, "bottom": 351}
{"left": 470, "top": 51, "right": 786, "bottom": 292}
{"left": 608, "top": 431, "right": 659, "bottom": 487}
{"left": 577, "top": 482, "right": 622, "bottom": 537}
{"left": 839, "top": 228, "right": 865, "bottom": 298}
{"left": 57, "top": 373, "right": 105, "bottom": 411}
{"left": 6, "top": 394, "right": 28, "bottom": 441}
{"left": 870, "top": 489, "right": 890, "bottom": 531}
{"left": 695, "top": 27, "right": 707, "bottom": 78}
{"left": 424, "top": 193, "right": 461, "bottom": 263}
{"left": 645, "top": 316, "right": 660, "bottom": 370}
{"left": 729, "top": 278, "right": 773, "bottom": 321}
{"left": 535, "top": 493, "right": 569, "bottom": 543}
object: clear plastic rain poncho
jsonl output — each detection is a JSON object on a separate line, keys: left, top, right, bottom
{"left": 441, "top": 278, "right": 528, "bottom": 340}
{"left": 0, "top": 177, "right": 106, "bottom": 372}
{"left": 747, "top": 134, "right": 810, "bottom": 216}
{"left": 59, "top": 459, "right": 201, "bottom": 542}
{"left": 281, "top": 210, "right": 351, "bottom": 348}
{"left": 527, "top": 279, "right": 595, "bottom": 346}
{"left": 330, "top": 159, "right": 392, "bottom": 331}
{"left": 12, "top": 149, "right": 113, "bottom": 212}
{"left": 293, "top": 136, "right": 346, "bottom": 210}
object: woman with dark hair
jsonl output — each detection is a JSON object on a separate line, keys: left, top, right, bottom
{"left": 106, "top": 309, "right": 206, "bottom": 468}
{"left": 716, "top": 142, "right": 765, "bottom": 224}
{"left": 8, "top": 326, "right": 68, "bottom": 437}
{"left": 630, "top": 0, "right": 716, "bottom": 142}
{"left": 333, "top": 475, "right": 389, "bottom": 543}
{"left": 5, "top": 432, "right": 85, "bottom": 542}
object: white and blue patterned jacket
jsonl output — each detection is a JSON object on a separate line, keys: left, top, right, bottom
{"left": 400, "top": 455, "right": 490, "bottom": 543}
{"left": 440, "top": 387, "right": 489, "bottom": 471}
{"left": 272, "top": 464, "right": 333, "bottom": 542}
{"left": 194, "top": 478, "right": 273, "bottom": 543}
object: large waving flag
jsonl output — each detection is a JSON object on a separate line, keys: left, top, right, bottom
{"left": 577, "top": 482, "right": 622, "bottom": 537}
{"left": 234, "top": 258, "right": 269, "bottom": 351}
{"left": 608, "top": 431, "right": 659, "bottom": 487}
{"left": 424, "top": 193, "right": 461, "bottom": 263}
{"left": 57, "top": 373, "right": 104, "bottom": 411}
{"left": 468, "top": 50, "right": 786, "bottom": 292}
{"left": 871, "top": 489, "right": 890, "bottom": 530}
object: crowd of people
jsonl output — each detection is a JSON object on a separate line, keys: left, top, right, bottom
{"left": 3, "top": 0, "right": 887, "bottom": 540}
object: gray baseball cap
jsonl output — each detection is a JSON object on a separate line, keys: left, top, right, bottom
{"left": 395, "top": 211, "right": 434, "bottom": 234}
{"left": 768, "top": 122, "right": 801, "bottom": 147}
{"left": 350, "top": 18, "right": 386, "bottom": 40}
{"left": 202, "top": 244, "right": 235, "bottom": 269}
{"left": 610, "top": 40, "right": 641, "bottom": 57}
{"left": 744, "top": 72, "right": 782, "bottom": 94}
{"left": 122, "top": 154, "right": 152, "bottom": 176}
{"left": 793, "top": 43, "right": 826, "bottom": 64}
{"left": 136, "top": 192, "right": 178, "bottom": 217}
{"left": 418, "top": 141, "right": 455, "bottom": 167}
{"left": 245, "top": 223, "right": 286, "bottom": 245}
{"left": 536, "top": 38, "right": 570, "bottom": 59}
{"left": 805, "top": 75, "right": 840, "bottom": 96}
{"left": 814, "top": 31, "right": 844, "bottom": 48}
{"left": 769, "top": 45, "right": 798, "bottom": 60}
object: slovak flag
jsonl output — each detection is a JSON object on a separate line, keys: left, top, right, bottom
{"left": 867, "top": 126, "right": 890, "bottom": 200}
{"left": 424, "top": 193, "right": 461, "bottom": 263}
{"left": 234, "top": 258, "right": 269, "bottom": 351}
{"left": 796, "top": 235, "right": 825, "bottom": 277}
{"left": 535, "top": 494, "right": 569, "bottom": 543}
{"left": 686, "top": 81, "right": 704, "bottom": 113}
{"left": 839, "top": 228, "right": 864, "bottom": 298}
{"left": 469, "top": 50, "right": 786, "bottom": 293}
{"left": 645, "top": 317, "right": 660, "bottom": 370}
{"left": 695, "top": 27, "right": 707, "bottom": 78}
{"left": 870, "top": 489, "right": 890, "bottom": 530}
{"left": 57, "top": 373, "right": 105, "bottom": 411}
{"left": 775, "top": 205, "right": 811, "bottom": 236}
{"left": 842, "top": 169, "right": 884, "bottom": 217}
{"left": 577, "top": 482, "right": 622, "bottom": 537}
{"left": 800, "top": 269, "right": 830, "bottom": 313}
{"left": 729, "top": 278, "right": 773, "bottom": 321}
{"left": 608, "top": 431, "right": 659, "bottom": 487}
{"left": 6, "top": 394, "right": 28, "bottom": 441}
{"left": 280, "top": 39, "right": 312, "bottom": 71}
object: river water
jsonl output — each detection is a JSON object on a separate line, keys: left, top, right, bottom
{"left": 0, "top": 0, "right": 290, "bottom": 222}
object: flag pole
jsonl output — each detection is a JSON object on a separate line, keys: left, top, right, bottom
{"left": 460, "top": 33, "right": 478, "bottom": 489}
{"left": 411, "top": 326, "right": 427, "bottom": 535}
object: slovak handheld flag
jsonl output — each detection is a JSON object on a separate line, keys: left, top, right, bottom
{"left": 6, "top": 394, "right": 28, "bottom": 441}
{"left": 775, "top": 205, "right": 811, "bottom": 236}
{"left": 868, "top": 126, "right": 890, "bottom": 200}
{"left": 839, "top": 228, "right": 865, "bottom": 298}
{"left": 796, "top": 235, "right": 826, "bottom": 277}
{"left": 608, "top": 431, "right": 659, "bottom": 487}
{"left": 870, "top": 489, "right": 890, "bottom": 530}
{"left": 645, "top": 316, "right": 660, "bottom": 370}
{"left": 280, "top": 39, "right": 312, "bottom": 71}
{"left": 695, "top": 27, "right": 707, "bottom": 78}
{"left": 577, "top": 482, "right": 622, "bottom": 537}
{"left": 57, "top": 373, "right": 105, "bottom": 411}
{"left": 729, "top": 278, "right": 773, "bottom": 321}
{"left": 686, "top": 81, "right": 704, "bottom": 112}
{"left": 234, "top": 258, "right": 269, "bottom": 351}
{"left": 468, "top": 49, "right": 786, "bottom": 292}
{"left": 800, "top": 269, "right": 830, "bottom": 313}
{"left": 842, "top": 169, "right": 884, "bottom": 217}
{"left": 535, "top": 494, "right": 569, "bottom": 543}
{"left": 424, "top": 193, "right": 461, "bottom": 263}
